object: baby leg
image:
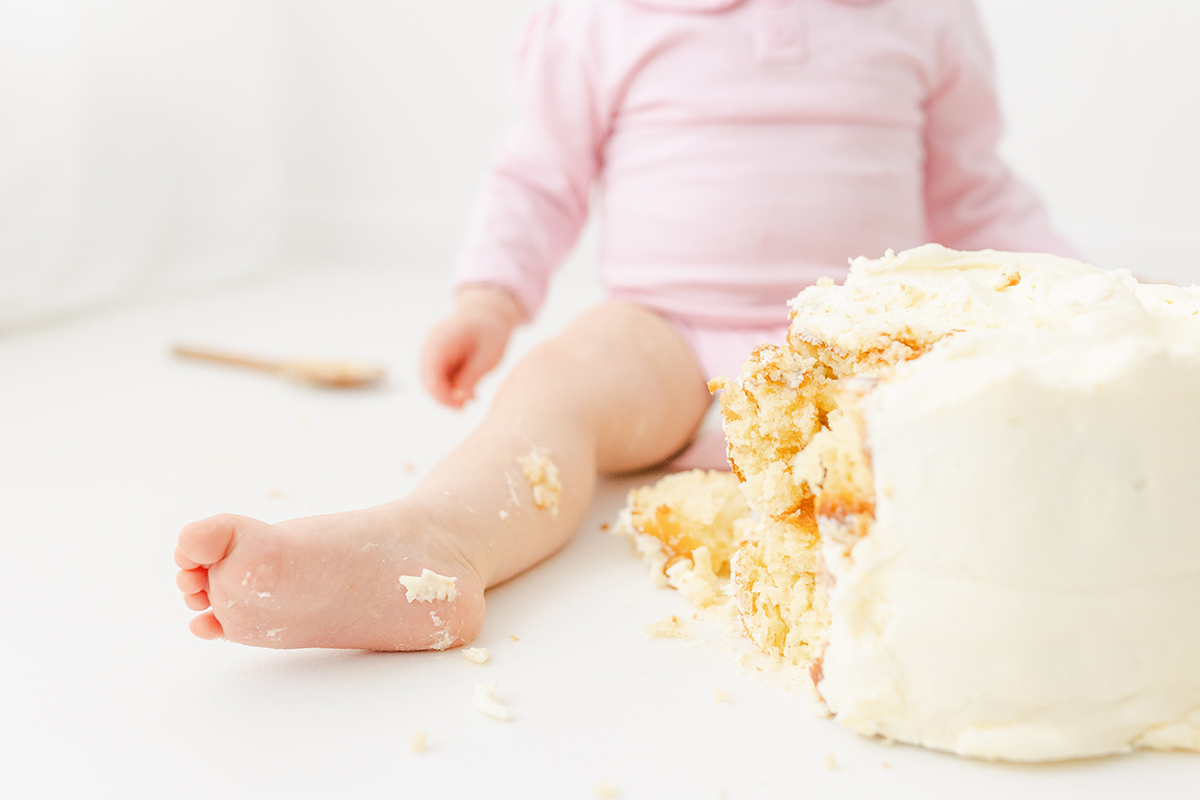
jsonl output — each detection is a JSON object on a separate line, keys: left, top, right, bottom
{"left": 174, "top": 302, "right": 712, "bottom": 650}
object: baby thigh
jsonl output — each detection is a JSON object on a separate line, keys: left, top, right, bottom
{"left": 491, "top": 301, "right": 711, "bottom": 475}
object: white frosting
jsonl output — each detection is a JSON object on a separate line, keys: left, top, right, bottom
{"left": 801, "top": 246, "right": 1200, "bottom": 761}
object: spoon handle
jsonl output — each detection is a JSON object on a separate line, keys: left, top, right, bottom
{"left": 172, "top": 345, "right": 284, "bottom": 375}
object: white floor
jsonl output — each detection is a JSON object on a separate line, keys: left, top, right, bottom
{"left": 2, "top": 263, "right": 1198, "bottom": 799}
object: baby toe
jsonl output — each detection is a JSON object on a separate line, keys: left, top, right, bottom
{"left": 184, "top": 590, "right": 211, "bottom": 611}
{"left": 174, "top": 546, "right": 199, "bottom": 570}
{"left": 188, "top": 611, "right": 225, "bottom": 640}
{"left": 176, "top": 567, "right": 208, "bottom": 595}
{"left": 178, "top": 514, "right": 238, "bottom": 566}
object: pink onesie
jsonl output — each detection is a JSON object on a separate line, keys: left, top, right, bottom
{"left": 453, "top": 0, "right": 1075, "bottom": 381}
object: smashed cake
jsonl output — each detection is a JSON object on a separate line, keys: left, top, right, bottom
{"left": 627, "top": 245, "right": 1200, "bottom": 762}
{"left": 614, "top": 469, "right": 753, "bottom": 609}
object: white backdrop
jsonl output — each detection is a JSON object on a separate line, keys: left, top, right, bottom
{"left": 2, "top": 0, "right": 1198, "bottom": 330}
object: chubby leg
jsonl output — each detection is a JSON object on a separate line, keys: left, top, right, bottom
{"left": 175, "top": 303, "right": 711, "bottom": 650}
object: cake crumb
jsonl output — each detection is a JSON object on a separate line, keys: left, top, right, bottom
{"left": 614, "top": 470, "right": 751, "bottom": 599}
{"left": 643, "top": 615, "right": 687, "bottom": 639}
{"left": 823, "top": 753, "right": 837, "bottom": 771}
{"left": 428, "top": 613, "right": 454, "bottom": 650}
{"left": 599, "top": 523, "right": 610, "bottom": 530}
{"left": 463, "top": 647, "right": 490, "bottom": 665}
{"left": 518, "top": 447, "right": 562, "bottom": 516}
{"left": 409, "top": 730, "right": 427, "bottom": 754}
{"left": 713, "top": 688, "right": 732, "bottom": 703}
{"left": 398, "top": 569, "right": 458, "bottom": 603}
{"left": 991, "top": 261, "right": 1022, "bottom": 289}
{"left": 881, "top": 762, "right": 891, "bottom": 769}
{"left": 473, "top": 682, "right": 512, "bottom": 721}
{"left": 509, "top": 633, "right": 520, "bottom": 642}
{"left": 593, "top": 781, "right": 619, "bottom": 799}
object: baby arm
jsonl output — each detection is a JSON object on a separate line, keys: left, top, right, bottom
{"left": 452, "top": 5, "right": 605, "bottom": 321}
{"left": 923, "top": 1, "right": 1077, "bottom": 257}
{"left": 420, "top": 283, "right": 525, "bottom": 408}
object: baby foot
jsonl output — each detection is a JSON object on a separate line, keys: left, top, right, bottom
{"left": 174, "top": 506, "right": 485, "bottom": 651}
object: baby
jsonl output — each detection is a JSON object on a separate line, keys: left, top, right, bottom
{"left": 174, "top": 0, "right": 1074, "bottom": 650}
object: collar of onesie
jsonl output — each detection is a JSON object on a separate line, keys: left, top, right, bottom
{"left": 624, "top": 0, "right": 884, "bottom": 11}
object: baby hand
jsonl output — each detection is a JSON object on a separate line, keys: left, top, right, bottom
{"left": 420, "top": 284, "right": 525, "bottom": 408}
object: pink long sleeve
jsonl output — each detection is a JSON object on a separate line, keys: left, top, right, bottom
{"left": 455, "top": 0, "right": 1076, "bottom": 327}
{"left": 453, "top": 7, "right": 607, "bottom": 318}
{"left": 922, "top": 2, "right": 1077, "bottom": 258}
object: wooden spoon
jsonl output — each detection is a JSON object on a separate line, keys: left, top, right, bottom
{"left": 172, "top": 345, "right": 386, "bottom": 389}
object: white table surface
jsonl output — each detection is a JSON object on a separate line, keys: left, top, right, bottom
{"left": 2, "top": 263, "right": 1197, "bottom": 799}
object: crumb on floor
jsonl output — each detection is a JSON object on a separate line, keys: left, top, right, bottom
{"left": 473, "top": 682, "right": 512, "bottom": 721}
{"left": 642, "top": 615, "right": 687, "bottom": 639}
{"left": 463, "top": 647, "right": 490, "bottom": 665}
